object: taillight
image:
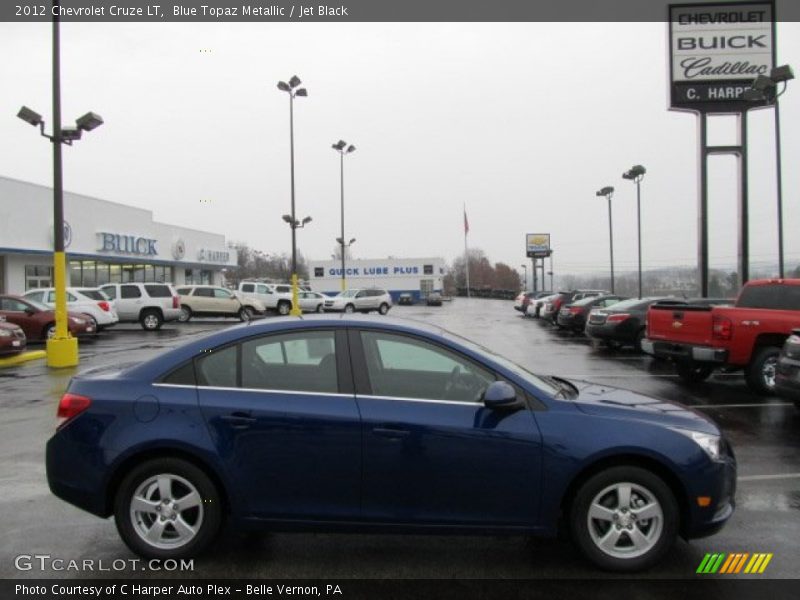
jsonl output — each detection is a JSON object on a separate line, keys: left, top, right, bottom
{"left": 606, "top": 313, "right": 631, "bottom": 323}
{"left": 56, "top": 393, "right": 92, "bottom": 429}
{"left": 569, "top": 306, "right": 583, "bottom": 314}
{"left": 712, "top": 316, "right": 733, "bottom": 340}
{"left": 173, "top": 296, "right": 180, "bottom": 309}
{"left": 97, "top": 301, "right": 111, "bottom": 312}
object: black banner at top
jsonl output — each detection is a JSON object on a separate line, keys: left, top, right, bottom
{"left": 3, "top": 0, "right": 800, "bottom": 23}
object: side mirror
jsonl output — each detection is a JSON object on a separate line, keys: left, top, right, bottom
{"left": 483, "top": 381, "right": 523, "bottom": 410}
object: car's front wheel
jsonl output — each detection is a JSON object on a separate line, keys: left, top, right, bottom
{"left": 114, "top": 457, "right": 222, "bottom": 559}
{"left": 277, "top": 301, "right": 291, "bottom": 316}
{"left": 570, "top": 466, "right": 678, "bottom": 571}
{"left": 344, "top": 304, "right": 355, "bottom": 314}
{"left": 238, "top": 307, "right": 251, "bottom": 322}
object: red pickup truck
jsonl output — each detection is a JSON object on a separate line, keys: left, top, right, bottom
{"left": 642, "top": 279, "right": 800, "bottom": 394}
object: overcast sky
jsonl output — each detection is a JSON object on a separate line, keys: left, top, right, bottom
{"left": 2, "top": 9, "right": 799, "bottom": 279}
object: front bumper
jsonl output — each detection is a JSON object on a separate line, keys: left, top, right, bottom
{"left": 684, "top": 451, "right": 737, "bottom": 539}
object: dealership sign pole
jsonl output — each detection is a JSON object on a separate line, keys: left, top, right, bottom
{"left": 669, "top": 1, "right": 775, "bottom": 296}
{"left": 526, "top": 234, "right": 552, "bottom": 294}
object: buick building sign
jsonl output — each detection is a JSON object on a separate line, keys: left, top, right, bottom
{"left": 669, "top": 1, "right": 775, "bottom": 112}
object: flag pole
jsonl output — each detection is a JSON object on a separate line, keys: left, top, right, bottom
{"left": 464, "top": 204, "right": 470, "bottom": 298}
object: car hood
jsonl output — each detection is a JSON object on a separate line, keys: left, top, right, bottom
{"left": 568, "top": 380, "right": 719, "bottom": 435}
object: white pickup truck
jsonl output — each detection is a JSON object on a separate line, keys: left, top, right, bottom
{"left": 238, "top": 282, "right": 295, "bottom": 315}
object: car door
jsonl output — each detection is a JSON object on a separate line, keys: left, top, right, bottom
{"left": 191, "top": 287, "right": 214, "bottom": 314}
{"left": 213, "top": 287, "right": 238, "bottom": 315}
{"left": 0, "top": 297, "right": 40, "bottom": 340}
{"left": 196, "top": 329, "right": 362, "bottom": 520}
{"left": 352, "top": 329, "right": 543, "bottom": 526}
{"left": 112, "top": 285, "right": 143, "bottom": 320}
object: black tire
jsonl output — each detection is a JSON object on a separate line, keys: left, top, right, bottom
{"left": 378, "top": 303, "right": 390, "bottom": 315}
{"left": 344, "top": 304, "right": 355, "bottom": 314}
{"left": 238, "top": 307, "right": 251, "bottom": 322}
{"left": 43, "top": 323, "right": 56, "bottom": 341}
{"left": 140, "top": 309, "right": 163, "bottom": 331}
{"left": 178, "top": 306, "right": 192, "bottom": 323}
{"left": 570, "top": 465, "right": 678, "bottom": 572}
{"left": 315, "top": 304, "right": 323, "bottom": 313}
{"left": 675, "top": 361, "right": 714, "bottom": 383}
{"left": 745, "top": 346, "right": 781, "bottom": 395}
{"left": 114, "top": 457, "right": 222, "bottom": 560}
{"left": 277, "top": 301, "right": 291, "bottom": 316}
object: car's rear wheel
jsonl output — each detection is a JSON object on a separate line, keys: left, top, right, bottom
{"left": 140, "top": 310, "right": 163, "bottom": 331}
{"left": 178, "top": 306, "right": 192, "bottom": 323}
{"left": 570, "top": 466, "right": 678, "bottom": 571}
{"left": 44, "top": 323, "right": 56, "bottom": 340}
{"left": 675, "top": 361, "right": 713, "bottom": 383}
{"left": 315, "top": 304, "right": 323, "bottom": 313}
{"left": 114, "top": 457, "right": 222, "bottom": 560}
{"left": 87, "top": 316, "right": 99, "bottom": 333}
{"left": 344, "top": 304, "right": 355, "bottom": 314}
{"left": 378, "top": 303, "right": 389, "bottom": 315}
{"left": 277, "top": 301, "right": 291, "bottom": 316}
{"left": 745, "top": 346, "right": 781, "bottom": 395}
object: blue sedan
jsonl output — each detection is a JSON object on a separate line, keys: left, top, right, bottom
{"left": 46, "top": 316, "right": 736, "bottom": 571}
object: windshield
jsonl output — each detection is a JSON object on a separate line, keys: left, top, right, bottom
{"left": 24, "top": 298, "right": 51, "bottom": 312}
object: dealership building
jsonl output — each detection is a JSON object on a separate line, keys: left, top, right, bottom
{"left": 0, "top": 176, "right": 237, "bottom": 294}
{"left": 309, "top": 257, "right": 445, "bottom": 301}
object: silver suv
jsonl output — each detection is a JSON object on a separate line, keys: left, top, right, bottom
{"left": 99, "top": 283, "right": 181, "bottom": 330}
{"left": 323, "top": 288, "right": 393, "bottom": 315}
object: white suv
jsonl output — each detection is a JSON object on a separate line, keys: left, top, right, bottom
{"left": 99, "top": 283, "right": 182, "bottom": 330}
{"left": 238, "top": 282, "right": 295, "bottom": 315}
{"left": 323, "top": 289, "right": 393, "bottom": 314}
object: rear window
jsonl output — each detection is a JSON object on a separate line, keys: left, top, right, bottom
{"left": 144, "top": 285, "right": 172, "bottom": 298}
{"left": 571, "top": 296, "right": 603, "bottom": 307}
{"left": 738, "top": 284, "right": 800, "bottom": 311}
{"left": 77, "top": 289, "right": 105, "bottom": 300}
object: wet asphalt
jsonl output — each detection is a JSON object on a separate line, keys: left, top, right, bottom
{"left": 1, "top": 298, "right": 798, "bottom": 581}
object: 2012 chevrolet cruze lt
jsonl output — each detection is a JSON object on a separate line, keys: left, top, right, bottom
{"left": 46, "top": 316, "right": 735, "bottom": 571}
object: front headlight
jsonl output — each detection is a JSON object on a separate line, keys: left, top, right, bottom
{"left": 0, "top": 329, "right": 12, "bottom": 338}
{"left": 70, "top": 317, "right": 85, "bottom": 325}
{"left": 671, "top": 427, "right": 722, "bottom": 461}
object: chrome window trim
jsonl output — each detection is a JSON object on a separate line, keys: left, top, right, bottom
{"left": 153, "top": 382, "right": 353, "bottom": 398}
{"left": 356, "top": 393, "right": 478, "bottom": 407}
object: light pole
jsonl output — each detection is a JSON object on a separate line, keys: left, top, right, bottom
{"left": 743, "top": 65, "right": 793, "bottom": 279}
{"left": 520, "top": 264, "right": 528, "bottom": 292}
{"left": 332, "top": 140, "right": 356, "bottom": 291}
{"left": 596, "top": 186, "right": 615, "bottom": 294}
{"left": 277, "top": 75, "right": 308, "bottom": 317}
{"left": 622, "top": 165, "right": 646, "bottom": 299}
{"left": 17, "top": 9, "right": 103, "bottom": 368}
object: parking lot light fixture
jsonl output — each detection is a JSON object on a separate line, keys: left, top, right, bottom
{"left": 622, "top": 165, "right": 646, "bottom": 299}
{"left": 332, "top": 139, "right": 357, "bottom": 291}
{"left": 277, "top": 74, "right": 308, "bottom": 316}
{"left": 743, "top": 64, "right": 792, "bottom": 278}
{"left": 596, "top": 186, "right": 615, "bottom": 294}
{"left": 17, "top": 13, "right": 103, "bottom": 368}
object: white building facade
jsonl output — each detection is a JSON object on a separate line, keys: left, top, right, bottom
{"left": 309, "top": 257, "right": 445, "bottom": 301}
{"left": 0, "top": 176, "right": 237, "bottom": 294}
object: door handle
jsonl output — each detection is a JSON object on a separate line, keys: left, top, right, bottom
{"left": 373, "top": 426, "right": 410, "bottom": 439}
{"left": 220, "top": 412, "right": 256, "bottom": 429}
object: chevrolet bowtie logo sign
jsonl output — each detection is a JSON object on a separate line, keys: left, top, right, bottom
{"left": 672, "top": 321, "right": 683, "bottom": 328}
